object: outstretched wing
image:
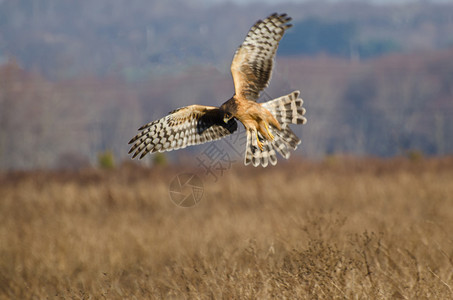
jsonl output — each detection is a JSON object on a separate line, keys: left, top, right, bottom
{"left": 128, "top": 105, "right": 237, "bottom": 159}
{"left": 231, "top": 13, "right": 292, "bottom": 101}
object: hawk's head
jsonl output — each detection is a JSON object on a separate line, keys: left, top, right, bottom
{"left": 223, "top": 112, "right": 233, "bottom": 123}
{"left": 220, "top": 98, "right": 238, "bottom": 123}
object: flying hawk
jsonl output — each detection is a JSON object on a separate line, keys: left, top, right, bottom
{"left": 128, "top": 13, "right": 307, "bottom": 167}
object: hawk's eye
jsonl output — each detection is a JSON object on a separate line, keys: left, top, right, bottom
{"left": 223, "top": 112, "right": 232, "bottom": 123}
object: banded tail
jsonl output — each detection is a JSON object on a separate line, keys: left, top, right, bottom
{"left": 245, "top": 91, "right": 307, "bottom": 167}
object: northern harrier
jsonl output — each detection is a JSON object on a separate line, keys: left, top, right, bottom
{"left": 128, "top": 13, "right": 307, "bottom": 167}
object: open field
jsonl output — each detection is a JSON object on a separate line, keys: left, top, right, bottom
{"left": 1, "top": 157, "right": 453, "bottom": 299}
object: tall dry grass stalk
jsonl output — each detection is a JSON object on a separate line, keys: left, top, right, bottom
{"left": 1, "top": 157, "right": 453, "bottom": 299}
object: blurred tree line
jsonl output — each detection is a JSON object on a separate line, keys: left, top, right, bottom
{"left": 279, "top": 18, "right": 400, "bottom": 59}
{"left": 1, "top": 48, "right": 453, "bottom": 169}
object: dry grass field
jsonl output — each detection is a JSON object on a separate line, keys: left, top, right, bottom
{"left": 1, "top": 157, "right": 453, "bottom": 299}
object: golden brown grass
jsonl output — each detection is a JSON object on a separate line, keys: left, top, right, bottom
{"left": 1, "top": 157, "right": 453, "bottom": 299}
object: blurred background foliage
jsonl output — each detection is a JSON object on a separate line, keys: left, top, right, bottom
{"left": 0, "top": 0, "right": 453, "bottom": 169}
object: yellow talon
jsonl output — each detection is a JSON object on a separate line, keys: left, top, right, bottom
{"left": 264, "top": 122, "right": 274, "bottom": 140}
{"left": 255, "top": 131, "right": 264, "bottom": 151}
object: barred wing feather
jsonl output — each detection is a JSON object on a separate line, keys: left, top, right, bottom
{"left": 128, "top": 105, "right": 237, "bottom": 159}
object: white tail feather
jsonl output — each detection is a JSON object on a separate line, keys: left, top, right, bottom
{"left": 261, "top": 90, "right": 307, "bottom": 126}
{"left": 244, "top": 91, "right": 307, "bottom": 167}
